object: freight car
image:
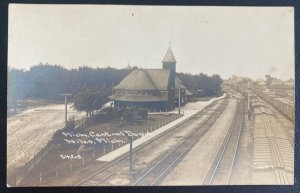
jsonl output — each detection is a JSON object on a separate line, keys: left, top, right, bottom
{"left": 252, "top": 89, "right": 294, "bottom": 122}
{"left": 227, "top": 83, "right": 294, "bottom": 122}
{"left": 274, "top": 98, "right": 294, "bottom": 122}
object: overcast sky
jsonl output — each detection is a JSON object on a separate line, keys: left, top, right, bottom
{"left": 8, "top": 4, "right": 294, "bottom": 80}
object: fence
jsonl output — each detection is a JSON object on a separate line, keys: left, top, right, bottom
{"left": 11, "top": 112, "right": 184, "bottom": 186}
{"left": 9, "top": 142, "right": 57, "bottom": 186}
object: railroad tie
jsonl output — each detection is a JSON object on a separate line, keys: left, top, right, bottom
{"left": 268, "top": 137, "right": 284, "bottom": 170}
{"left": 263, "top": 120, "right": 288, "bottom": 187}
{"left": 275, "top": 169, "right": 289, "bottom": 185}
{"left": 264, "top": 122, "right": 272, "bottom": 137}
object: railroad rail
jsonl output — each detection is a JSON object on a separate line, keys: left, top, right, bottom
{"left": 75, "top": 98, "right": 228, "bottom": 186}
{"left": 132, "top": 99, "right": 229, "bottom": 186}
{"left": 202, "top": 99, "right": 244, "bottom": 185}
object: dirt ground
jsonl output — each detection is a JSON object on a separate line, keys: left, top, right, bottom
{"left": 7, "top": 103, "right": 86, "bottom": 177}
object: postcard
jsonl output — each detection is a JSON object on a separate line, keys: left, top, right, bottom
{"left": 7, "top": 4, "right": 295, "bottom": 186}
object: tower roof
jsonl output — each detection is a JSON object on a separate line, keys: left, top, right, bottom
{"left": 162, "top": 47, "right": 176, "bottom": 63}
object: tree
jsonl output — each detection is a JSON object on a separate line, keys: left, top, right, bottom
{"left": 265, "top": 75, "right": 273, "bottom": 88}
{"left": 176, "top": 72, "right": 223, "bottom": 97}
{"left": 7, "top": 68, "right": 29, "bottom": 109}
{"left": 73, "top": 86, "right": 110, "bottom": 118}
{"left": 8, "top": 63, "right": 132, "bottom": 104}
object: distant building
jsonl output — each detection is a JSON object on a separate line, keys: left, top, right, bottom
{"left": 269, "top": 81, "right": 294, "bottom": 99}
{"left": 254, "top": 80, "right": 267, "bottom": 91}
{"left": 110, "top": 47, "right": 192, "bottom": 111}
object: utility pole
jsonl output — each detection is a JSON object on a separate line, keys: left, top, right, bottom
{"left": 129, "top": 135, "right": 133, "bottom": 171}
{"left": 125, "top": 133, "right": 133, "bottom": 171}
{"left": 61, "top": 93, "right": 72, "bottom": 127}
{"left": 178, "top": 86, "right": 181, "bottom": 115}
{"left": 248, "top": 92, "right": 250, "bottom": 110}
{"left": 247, "top": 80, "right": 251, "bottom": 120}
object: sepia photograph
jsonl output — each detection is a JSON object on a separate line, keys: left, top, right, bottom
{"left": 7, "top": 4, "right": 295, "bottom": 186}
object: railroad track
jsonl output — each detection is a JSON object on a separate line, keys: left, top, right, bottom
{"left": 75, "top": 98, "right": 228, "bottom": 186}
{"left": 132, "top": 99, "right": 228, "bottom": 186}
{"left": 202, "top": 99, "right": 244, "bottom": 185}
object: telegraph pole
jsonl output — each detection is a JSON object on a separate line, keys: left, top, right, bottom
{"left": 178, "top": 86, "right": 181, "bottom": 114}
{"left": 129, "top": 135, "right": 133, "bottom": 171}
{"left": 125, "top": 133, "right": 133, "bottom": 171}
{"left": 247, "top": 80, "right": 252, "bottom": 120}
{"left": 61, "top": 93, "right": 72, "bottom": 127}
{"left": 248, "top": 92, "right": 250, "bottom": 110}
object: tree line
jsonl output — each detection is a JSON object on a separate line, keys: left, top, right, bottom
{"left": 8, "top": 64, "right": 223, "bottom": 111}
{"left": 7, "top": 63, "right": 131, "bottom": 109}
{"left": 177, "top": 72, "right": 222, "bottom": 97}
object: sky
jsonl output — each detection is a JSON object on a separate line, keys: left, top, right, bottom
{"left": 8, "top": 4, "right": 295, "bottom": 80}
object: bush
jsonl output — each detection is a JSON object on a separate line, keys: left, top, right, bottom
{"left": 122, "top": 108, "right": 134, "bottom": 123}
{"left": 136, "top": 108, "right": 148, "bottom": 119}
{"left": 120, "top": 107, "right": 148, "bottom": 125}
{"left": 66, "top": 119, "right": 75, "bottom": 130}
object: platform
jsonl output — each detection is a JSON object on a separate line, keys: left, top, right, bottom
{"left": 96, "top": 94, "right": 226, "bottom": 162}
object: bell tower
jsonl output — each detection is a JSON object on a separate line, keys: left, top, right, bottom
{"left": 162, "top": 47, "right": 176, "bottom": 89}
{"left": 162, "top": 47, "right": 176, "bottom": 110}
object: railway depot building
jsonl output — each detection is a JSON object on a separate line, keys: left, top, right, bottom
{"left": 110, "top": 47, "right": 191, "bottom": 111}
